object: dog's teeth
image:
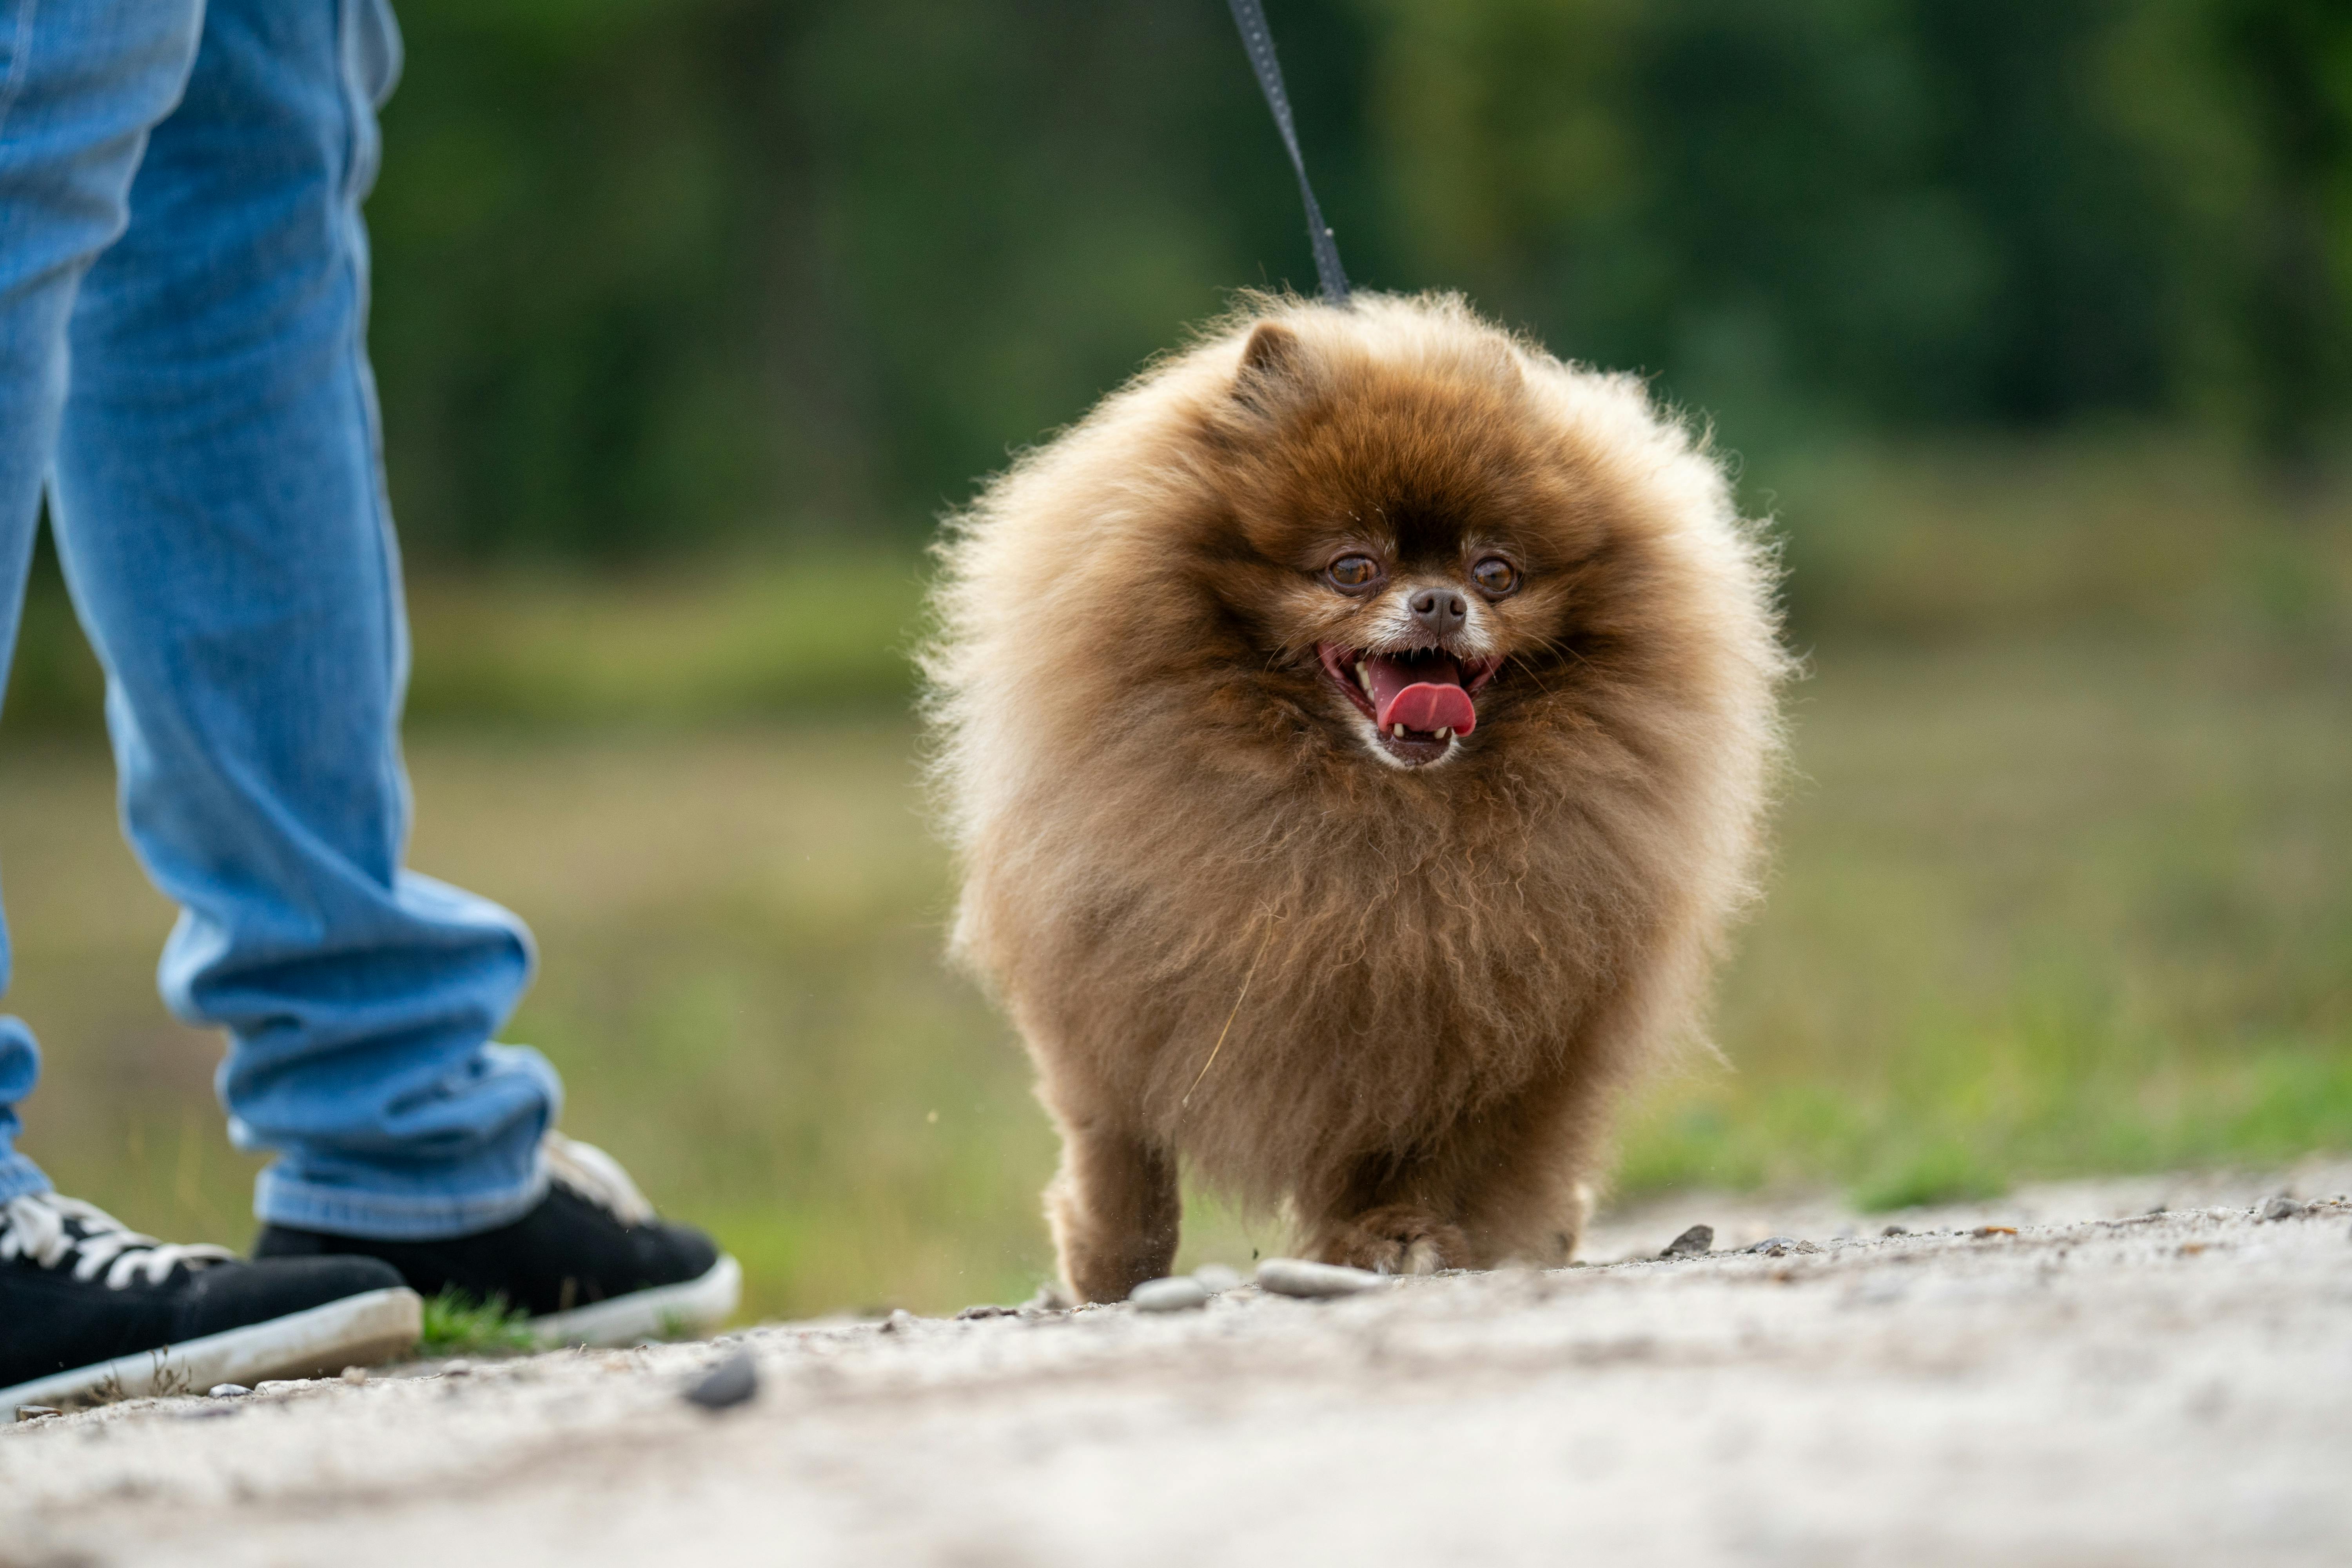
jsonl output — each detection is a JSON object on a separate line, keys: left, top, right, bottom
{"left": 1355, "top": 662, "right": 1371, "bottom": 697}
{"left": 1393, "top": 724, "right": 1405, "bottom": 739}
{"left": 1437, "top": 728, "right": 1452, "bottom": 741}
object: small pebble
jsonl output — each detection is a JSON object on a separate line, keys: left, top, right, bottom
{"left": 207, "top": 1384, "right": 251, "bottom": 1399}
{"left": 2261, "top": 1196, "right": 2307, "bottom": 1222}
{"left": 682, "top": 1349, "right": 759, "bottom": 1412}
{"left": 1659, "top": 1224, "right": 1714, "bottom": 1259}
{"left": 441, "top": 1359, "right": 472, "bottom": 1378}
{"left": 1192, "top": 1263, "right": 1242, "bottom": 1294}
{"left": 1881, "top": 1225, "right": 1909, "bottom": 1238}
{"left": 879, "top": 1308, "right": 918, "bottom": 1334}
{"left": 1129, "top": 1276, "right": 1211, "bottom": 1312}
{"left": 1747, "top": 1236, "right": 1799, "bottom": 1256}
{"left": 339, "top": 1366, "right": 368, "bottom": 1385}
{"left": 1254, "top": 1258, "right": 1385, "bottom": 1298}
{"left": 1971, "top": 1225, "right": 2018, "bottom": 1239}
{"left": 955, "top": 1304, "right": 1018, "bottom": 1321}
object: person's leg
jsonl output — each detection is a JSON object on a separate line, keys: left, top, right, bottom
{"left": 44, "top": 0, "right": 560, "bottom": 1242}
{"left": 0, "top": 0, "right": 209, "bottom": 1207}
{"left": 0, "top": 1, "right": 426, "bottom": 1410}
{"left": 28, "top": 0, "right": 734, "bottom": 1344}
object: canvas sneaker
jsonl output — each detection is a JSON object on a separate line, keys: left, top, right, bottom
{"left": 0, "top": 1192, "right": 420, "bottom": 1417}
{"left": 254, "top": 1133, "right": 739, "bottom": 1348}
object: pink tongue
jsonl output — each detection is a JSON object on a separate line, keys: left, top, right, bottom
{"left": 1366, "top": 655, "right": 1477, "bottom": 737}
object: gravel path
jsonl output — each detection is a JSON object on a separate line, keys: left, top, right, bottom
{"left": 6, "top": 1162, "right": 2349, "bottom": 1568}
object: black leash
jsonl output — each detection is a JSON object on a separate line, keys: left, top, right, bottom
{"left": 1226, "top": 0, "right": 1350, "bottom": 306}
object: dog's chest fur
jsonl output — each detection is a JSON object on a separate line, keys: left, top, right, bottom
{"left": 962, "top": 745, "right": 1661, "bottom": 1205}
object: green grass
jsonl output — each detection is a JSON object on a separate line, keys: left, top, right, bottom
{"left": 401, "top": 552, "right": 930, "bottom": 727}
{"left": 416, "top": 1290, "right": 537, "bottom": 1358}
{"left": 1612, "top": 634, "right": 2352, "bottom": 1212}
{"left": 2, "top": 439, "right": 2346, "bottom": 1316}
{"left": 1759, "top": 435, "right": 2352, "bottom": 646}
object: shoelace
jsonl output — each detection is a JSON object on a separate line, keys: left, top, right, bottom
{"left": 542, "top": 1133, "right": 655, "bottom": 1227}
{"left": 0, "top": 1192, "right": 235, "bottom": 1289}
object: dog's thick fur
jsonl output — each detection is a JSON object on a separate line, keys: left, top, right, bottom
{"left": 924, "top": 293, "right": 1786, "bottom": 1303}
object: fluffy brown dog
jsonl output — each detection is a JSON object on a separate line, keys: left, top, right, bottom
{"left": 924, "top": 293, "right": 1785, "bottom": 1303}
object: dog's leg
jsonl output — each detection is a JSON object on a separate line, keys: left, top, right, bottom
{"left": 1329, "top": 970, "right": 1670, "bottom": 1272}
{"left": 1044, "top": 1118, "right": 1181, "bottom": 1304}
{"left": 1296, "top": 1067, "right": 1616, "bottom": 1274}
{"left": 1290, "top": 1152, "right": 1466, "bottom": 1275}
{"left": 1304, "top": 1200, "right": 1472, "bottom": 1275}
{"left": 1442, "top": 989, "right": 1668, "bottom": 1267}
{"left": 1445, "top": 1087, "right": 1608, "bottom": 1268}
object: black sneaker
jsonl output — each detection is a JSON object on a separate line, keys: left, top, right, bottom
{"left": 254, "top": 1134, "right": 740, "bottom": 1348}
{"left": 0, "top": 1192, "right": 420, "bottom": 1416}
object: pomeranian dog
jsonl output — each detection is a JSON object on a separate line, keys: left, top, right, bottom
{"left": 924, "top": 293, "right": 1785, "bottom": 1303}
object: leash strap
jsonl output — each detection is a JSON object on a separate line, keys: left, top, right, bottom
{"left": 1226, "top": 0, "right": 1351, "bottom": 305}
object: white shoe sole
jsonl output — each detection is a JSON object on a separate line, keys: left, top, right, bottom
{"left": 527, "top": 1253, "right": 741, "bottom": 1348}
{"left": 3, "top": 1286, "right": 423, "bottom": 1419}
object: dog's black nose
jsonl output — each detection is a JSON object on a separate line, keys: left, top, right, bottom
{"left": 1409, "top": 587, "right": 1468, "bottom": 635}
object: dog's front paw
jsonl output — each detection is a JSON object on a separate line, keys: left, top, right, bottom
{"left": 1315, "top": 1205, "right": 1470, "bottom": 1275}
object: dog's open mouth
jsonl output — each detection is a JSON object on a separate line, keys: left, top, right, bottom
{"left": 1317, "top": 643, "right": 1503, "bottom": 764}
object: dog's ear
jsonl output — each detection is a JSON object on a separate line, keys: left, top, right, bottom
{"left": 1240, "top": 321, "right": 1303, "bottom": 379}
{"left": 1233, "top": 321, "right": 1314, "bottom": 418}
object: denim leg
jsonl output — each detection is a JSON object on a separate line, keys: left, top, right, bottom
{"left": 45, "top": 0, "right": 561, "bottom": 1240}
{"left": 0, "top": 0, "right": 207, "bottom": 1205}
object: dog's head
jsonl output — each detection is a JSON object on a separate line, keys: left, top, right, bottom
{"left": 1171, "top": 309, "right": 1639, "bottom": 774}
{"left": 932, "top": 293, "right": 1771, "bottom": 829}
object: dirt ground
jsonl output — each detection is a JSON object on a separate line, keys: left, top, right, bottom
{"left": 5, "top": 1160, "right": 2349, "bottom": 1568}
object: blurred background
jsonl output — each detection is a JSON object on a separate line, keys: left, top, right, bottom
{"left": 5, "top": 0, "right": 2348, "bottom": 1319}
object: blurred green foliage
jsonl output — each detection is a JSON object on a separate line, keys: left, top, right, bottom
{"left": 367, "top": 0, "right": 2352, "bottom": 561}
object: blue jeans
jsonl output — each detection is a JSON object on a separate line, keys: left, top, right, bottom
{"left": 0, "top": 0, "right": 561, "bottom": 1240}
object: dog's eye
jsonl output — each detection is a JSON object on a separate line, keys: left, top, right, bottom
{"left": 1327, "top": 555, "right": 1380, "bottom": 590}
{"left": 1472, "top": 557, "right": 1519, "bottom": 596}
